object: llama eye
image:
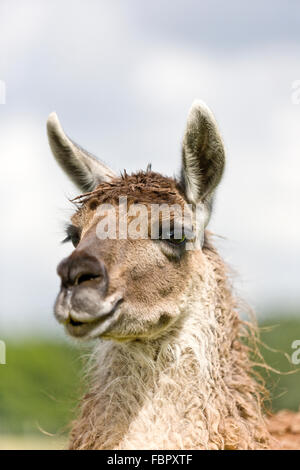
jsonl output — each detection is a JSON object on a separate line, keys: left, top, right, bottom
{"left": 70, "top": 233, "right": 80, "bottom": 247}
{"left": 62, "top": 225, "right": 81, "bottom": 247}
{"left": 158, "top": 229, "right": 187, "bottom": 260}
{"left": 159, "top": 229, "right": 186, "bottom": 247}
{"left": 167, "top": 231, "right": 186, "bottom": 246}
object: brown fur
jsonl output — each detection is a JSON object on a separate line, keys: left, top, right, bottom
{"left": 67, "top": 231, "right": 270, "bottom": 449}
{"left": 49, "top": 104, "right": 299, "bottom": 450}
{"left": 72, "top": 171, "right": 185, "bottom": 206}
{"left": 64, "top": 184, "right": 300, "bottom": 450}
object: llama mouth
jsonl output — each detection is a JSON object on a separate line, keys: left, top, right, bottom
{"left": 69, "top": 317, "right": 84, "bottom": 327}
{"left": 66, "top": 312, "right": 112, "bottom": 338}
{"left": 65, "top": 298, "right": 123, "bottom": 339}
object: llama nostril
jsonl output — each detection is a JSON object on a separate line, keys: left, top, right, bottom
{"left": 57, "top": 253, "right": 108, "bottom": 291}
{"left": 75, "top": 273, "right": 101, "bottom": 286}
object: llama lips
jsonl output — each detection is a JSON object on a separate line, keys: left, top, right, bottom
{"left": 54, "top": 286, "right": 124, "bottom": 339}
{"left": 64, "top": 297, "right": 124, "bottom": 339}
{"left": 65, "top": 311, "right": 113, "bottom": 338}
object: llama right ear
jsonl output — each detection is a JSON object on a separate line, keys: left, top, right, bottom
{"left": 181, "top": 101, "right": 225, "bottom": 208}
{"left": 47, "top": 112, "right": 116, "bottom": 192}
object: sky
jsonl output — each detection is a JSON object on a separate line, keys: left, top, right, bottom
{"left": 0, "top": 0, "right": 300, "bottom": 336}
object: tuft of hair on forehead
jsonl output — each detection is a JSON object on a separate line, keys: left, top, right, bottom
{"left": 71, "top": 170, "right": 186, "bottom": 208}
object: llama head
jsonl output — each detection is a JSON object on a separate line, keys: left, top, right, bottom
{"left": 48, "top": 101, "right": 225, "bottom": 341}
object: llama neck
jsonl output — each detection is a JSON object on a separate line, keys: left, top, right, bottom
{"left": 70, "top": 311, "right": 270, "bottom": 450}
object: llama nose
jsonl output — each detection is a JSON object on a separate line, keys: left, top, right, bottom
{"left": 57, "top": 252, "right": 108, "bottom": 291}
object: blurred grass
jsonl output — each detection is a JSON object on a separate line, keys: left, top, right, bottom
{"left": 258, "top": 316, "right": 300, "bottom": 412}
{"left": 0, "top": 315, "right": 299, "bottom": 448}
{"left": 0, "top": 340, "right": 84, "bottom": 437}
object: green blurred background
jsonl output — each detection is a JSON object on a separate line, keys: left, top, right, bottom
{"left": 1, "top": 0, "right": 300, "bottom": 451}
{"left": 0, "top": 315, "right": 299, "bottom": 449}
{"left": 0, "top": 338, "right": 84, "bottom": 449}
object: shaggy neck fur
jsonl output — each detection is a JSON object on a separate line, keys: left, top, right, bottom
{"left": 69, "top": 240, "right": 271, "bottom": 450}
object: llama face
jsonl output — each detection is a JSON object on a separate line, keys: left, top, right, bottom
{"left": 54, "top": 175, "right": 206, "bottom": 341}
{"left": 48, "top": 100, "right": 225, "bottom": 341}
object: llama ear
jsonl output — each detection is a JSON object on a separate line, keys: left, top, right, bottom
{"left": 47, "top": 112, "right": 116, "bottom": 192}
{"left": 181, "top": 100, "right": 225, "bottom": 208}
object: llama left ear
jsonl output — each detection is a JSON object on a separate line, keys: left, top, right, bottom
{"left": 181, "top": 100, "right": 225, "bottom": 211}
{"left": 47, "top": 112, "right": 116, "bottom": 192}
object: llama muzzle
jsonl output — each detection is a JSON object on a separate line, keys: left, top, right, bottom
{"left": 54, "top": 250, "right": 124, "bottom": 338}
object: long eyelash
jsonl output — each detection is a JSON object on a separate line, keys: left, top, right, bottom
{"left": 61, "top": 224, "right": 81, "bottom": 244}
{"left": 61, "top": 235, "right": 71, "bottom": 244}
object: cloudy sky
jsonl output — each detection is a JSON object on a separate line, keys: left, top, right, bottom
{"left": 1, "top": 0, "right": 300, "bottom": 336}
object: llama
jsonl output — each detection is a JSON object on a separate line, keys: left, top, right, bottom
{"left": 47, "top": 101, "right": 300, "bottom": 450}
